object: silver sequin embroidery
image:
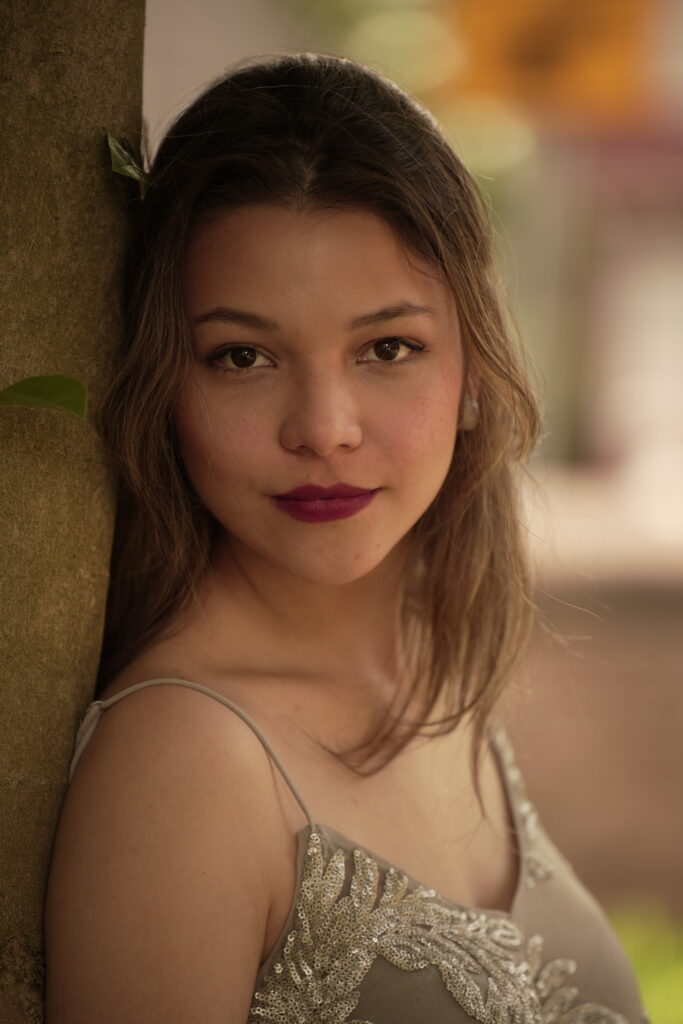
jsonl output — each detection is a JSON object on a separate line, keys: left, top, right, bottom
{"left": 248, "top": 828, "right": 630, "bottom": 1024}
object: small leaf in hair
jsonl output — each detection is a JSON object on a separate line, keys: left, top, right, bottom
{"left": 106, "top": 133, "right": 148, "bottom": 197}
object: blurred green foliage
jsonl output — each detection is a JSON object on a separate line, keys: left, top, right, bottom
{"left": 0, "top": 375, "right": 87, "bottom": 419}
{"left": 608, "top": 902, "right": 683, "bottom": 1024}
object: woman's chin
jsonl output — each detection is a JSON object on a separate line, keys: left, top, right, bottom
{"left": 277, "top": 552, "right": 395, "bottom": 588}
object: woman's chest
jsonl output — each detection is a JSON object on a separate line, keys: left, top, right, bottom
{"left": 262, "top": 727, "right": 520, "bottom": 965}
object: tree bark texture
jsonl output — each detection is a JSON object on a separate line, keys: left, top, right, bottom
{"left": 0, "top": 2, "right": 144, "bottom": 1020}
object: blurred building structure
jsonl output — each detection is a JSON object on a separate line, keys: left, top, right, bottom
{"left": 141, "top": 0, "right": 682, "bottom": 919}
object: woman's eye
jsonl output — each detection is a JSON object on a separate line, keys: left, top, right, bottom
{"left": 363, "top": 337, "right": 424, "bottom": 364}
{"left": 208, "top": 346, "right": 270, "bottom": 372}
{"left": 207, "top": 337, "right": 424, "bottom": 374}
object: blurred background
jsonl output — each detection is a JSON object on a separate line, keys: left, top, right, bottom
{"left": 142, "top": 0, "right": 683, "bottom": 1014}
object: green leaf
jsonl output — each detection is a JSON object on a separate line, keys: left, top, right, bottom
{"left": 0, "top": 375, "right": 88, "bottom": 419}
{"left": 107, "top": 133, "right": 148, "bottom": 196}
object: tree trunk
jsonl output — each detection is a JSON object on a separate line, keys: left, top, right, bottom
{"left": 0, "top": 2, "right": 144, "bottom": 1020}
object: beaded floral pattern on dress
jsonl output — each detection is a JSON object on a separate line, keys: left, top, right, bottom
{"left": 248, "top": 828, "right": 630, "bottom": 1024}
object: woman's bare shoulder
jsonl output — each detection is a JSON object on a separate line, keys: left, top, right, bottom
{"left": 96, "top": 642, "right": 205, "bottom": 700}
{"left": 46, "top": 657, "right": 289, "bottom": 1022}
{"left": 89, "top": 649, "right": 287, "bottom": 813}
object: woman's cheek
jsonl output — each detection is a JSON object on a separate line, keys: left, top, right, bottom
{"left": 387, "top": 395, "right": 457, "bottom": 469}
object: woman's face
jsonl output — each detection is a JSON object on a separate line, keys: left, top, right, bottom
{"left": 177, "top": 203, "right": 466, "bottom": 586}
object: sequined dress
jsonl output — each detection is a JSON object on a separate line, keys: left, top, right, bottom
{"left": 68, "top": 678, "right": 650, "bottom": 1024}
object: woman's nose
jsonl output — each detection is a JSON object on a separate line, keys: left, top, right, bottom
{"left": 278, "top": 369, "right": 363, "bottom": 456}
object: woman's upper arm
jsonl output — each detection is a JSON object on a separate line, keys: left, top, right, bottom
{"left": 44, "top": 686, "right": 278, "bottom": 1024}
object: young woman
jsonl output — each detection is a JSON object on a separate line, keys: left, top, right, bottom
{"left": 44, "top": 52, "right": 648, "bottom": 1024}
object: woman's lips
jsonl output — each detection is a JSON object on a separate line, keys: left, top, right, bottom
{"left": 271, "top": 489, "right": 379, "bottom": 523}
{"left": 274, "top": 483, "right": 374, "bottom": 500}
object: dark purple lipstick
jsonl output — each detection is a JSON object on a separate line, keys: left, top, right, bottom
{"left": 271, "top": 483, "right": 379, "bottom": 523}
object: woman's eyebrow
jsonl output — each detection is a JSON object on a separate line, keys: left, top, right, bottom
{"left": 350, "top": 302, "right": 436, "bottom": 329}
{"left": 192, "top": 307, "right": 278, "bottom": 330}
{"left": 192, "top": 302, "right": 437, "bottom": 330}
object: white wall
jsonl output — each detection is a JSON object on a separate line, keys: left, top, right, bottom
{"left": 143, "top": 0, "right": 314, "bottom": 155}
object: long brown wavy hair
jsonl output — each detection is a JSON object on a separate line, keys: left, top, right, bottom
{"left": 96, "top": 51, "right": 541, "bottom": 800}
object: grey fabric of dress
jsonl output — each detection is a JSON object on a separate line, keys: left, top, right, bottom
{"left": 68, "top": 678, "right": 650, "bottom": 1024}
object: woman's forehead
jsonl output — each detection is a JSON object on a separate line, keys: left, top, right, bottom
{"left": 183, "top": 203, "right": 457, "bottom": 326}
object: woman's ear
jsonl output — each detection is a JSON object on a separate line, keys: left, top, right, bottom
{"left": 466, "top": 364, "right": 480, "bottom": 402}
{"left": 460, "top": 392, "right": 479, "bottom": 431}
{"left": 459, "top": 369, "right": 481, "bottom": 431}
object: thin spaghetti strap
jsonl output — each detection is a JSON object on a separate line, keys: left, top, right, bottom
{"left": 488, "top": 721, "right": 529, "bottom": 856}
{"left": 70, "top": 678, "right": 314, "bottom": 829}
